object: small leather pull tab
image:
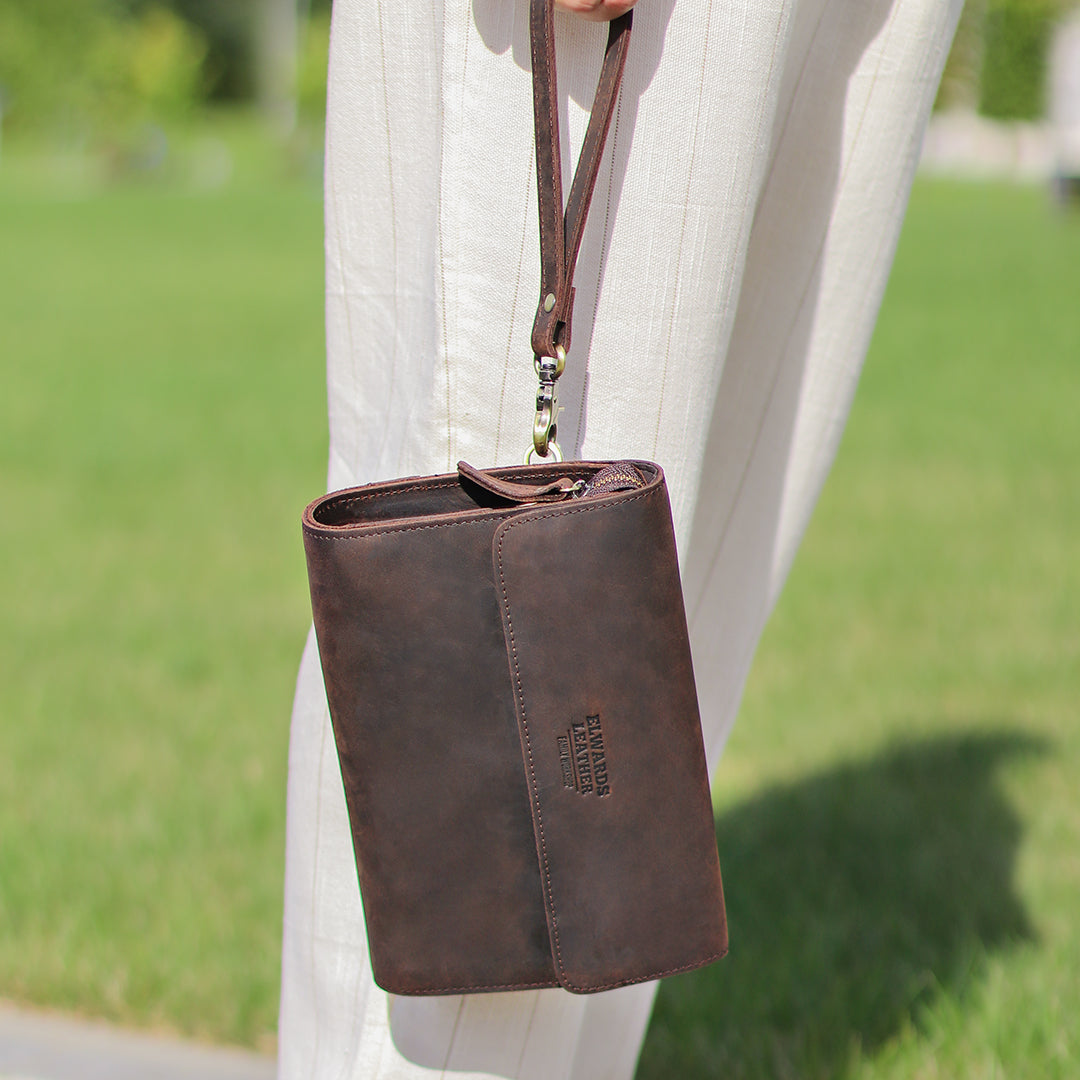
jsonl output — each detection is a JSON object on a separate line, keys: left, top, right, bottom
{"left": 458, "top": 461, "right": 579, "bottom": 504}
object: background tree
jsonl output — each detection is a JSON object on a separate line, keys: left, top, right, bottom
{"left": 939, "top": 0, "right": 1078, "bottom": 119}
{"left": 0, "top": 0, "right": 206, "bottom": 134}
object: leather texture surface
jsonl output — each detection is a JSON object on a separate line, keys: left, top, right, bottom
{"left": 303, "top": 462, "right": 727, "bottom": 995}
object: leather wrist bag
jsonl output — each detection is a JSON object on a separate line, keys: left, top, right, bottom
{"left": 302, "top": 0, "right": 727, "bottom": 996}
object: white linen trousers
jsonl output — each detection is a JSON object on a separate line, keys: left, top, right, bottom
{"left": 279, "top": 1, "right": 962, "bottom": 1076}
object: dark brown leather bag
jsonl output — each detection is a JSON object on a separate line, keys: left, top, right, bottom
{"left": 302, "top": 0, "right": 727, "bottom": 996}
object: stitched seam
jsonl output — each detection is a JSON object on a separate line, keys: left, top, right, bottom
{"left": 498, "top": 531, "right": 566, "bottom": 982}
{"left": 307, "top": 511, "right": 521, "bottom": 541}
{"left": 563, "top": 945, "right": 730, "bottom": 993}
{"left": 533, "top": 1, "right": 560, "bottom": 297}
{"left": 318, "top": 478, "right": 463, "bottom": 510}
{"left": 383, "top": 976, "right": 557, "bottom": 995}
{"left": 544, "top": 12, "right": 560, "bottom": 286}
{"left": 496, "top": 484, "right": 658, "bottom": 985}
{"left": 386, "top": 950, "right": 726, "bottom": 996}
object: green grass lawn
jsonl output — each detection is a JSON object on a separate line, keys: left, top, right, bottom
{"left": 0, "top": 124, "right": 327, "bottom": 1050}
{"left": 1, "top": 134, "right": 1077, "bottom": 1075}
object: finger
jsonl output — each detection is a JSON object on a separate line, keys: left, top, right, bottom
{"left": 554, "top": 0, "right": 637, "bottom": 22}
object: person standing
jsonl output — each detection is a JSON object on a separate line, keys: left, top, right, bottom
{"left": 278, "top": 0, "right": 964, "bottom": 1075}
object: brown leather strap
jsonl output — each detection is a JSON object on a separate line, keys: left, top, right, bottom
{"left": 530, "top": 0, "right": 632, "bottom": 360}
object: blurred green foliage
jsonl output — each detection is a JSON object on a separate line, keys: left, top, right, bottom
{"left": 941, "top": 0, "right": 1078, "bottom": 119}
{"left": 155, "top": 0, "right": 332, "bottom": 103}
{"left": 0, "top": 1, "right": 206, "bottom": 133}
{"left": 980, "top": 0, "right": 1067, "bottom": 119}
{"left": 0, "top": 0, "right": 332, "bottom": 139}
{"left": 153, "top": 0, "right": 254, "bottom": 101}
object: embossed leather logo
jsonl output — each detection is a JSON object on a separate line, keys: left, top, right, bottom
{"left": 557, "top": 714, "right": 611, "bottom": 797}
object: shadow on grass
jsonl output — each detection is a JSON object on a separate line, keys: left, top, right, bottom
{"left": 637, "top": 731, "right": 1044, "bottom": 1079}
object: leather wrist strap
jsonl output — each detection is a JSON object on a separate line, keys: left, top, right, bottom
{"left": 529, "top": 0, "right": 632, "bottom": 458}
{"left": 530, "top": 0, "right": 632, "bottom": 358}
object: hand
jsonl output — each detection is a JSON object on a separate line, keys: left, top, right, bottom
{"left": 554, "top": 0, "right": 637, "bottom": 21}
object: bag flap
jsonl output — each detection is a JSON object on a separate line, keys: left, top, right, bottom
{"left": 494, "top": 474, "right": 728, "bottom": 993}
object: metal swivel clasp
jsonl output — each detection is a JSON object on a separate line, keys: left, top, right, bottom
{"left": 530, "top": 347, "right": 566, "bottom": 462}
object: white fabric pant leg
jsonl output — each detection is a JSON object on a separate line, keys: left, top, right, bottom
{"left": 277, "top": 1, "right": 962, "bottom": 1078}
